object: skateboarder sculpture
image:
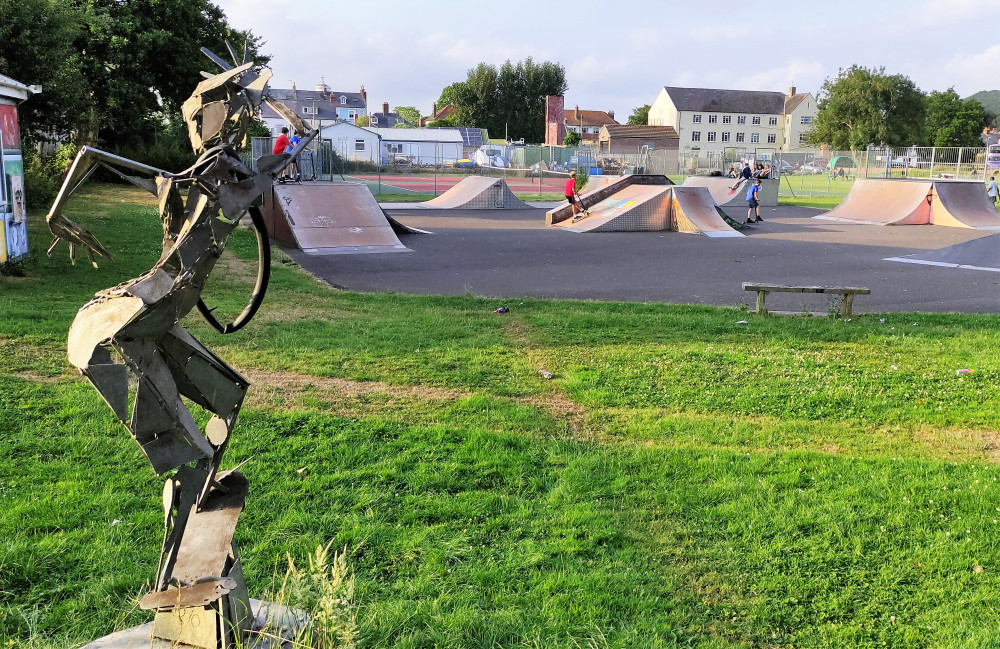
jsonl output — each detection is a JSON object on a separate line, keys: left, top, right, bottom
{"left": 46, "top": 47, "right": 315, "bottom": 648}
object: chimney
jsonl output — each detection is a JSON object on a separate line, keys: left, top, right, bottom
{"left": 360, "top": 85, "right": 366, "bottom": 101}
{"left": 382, "top": 101, "right": 389, "bottom": 115}
{"left": 574, "top": 105, "right": 580, "bottom": 120}
{"left": 788, "top": 86, "right": 796, "bottom": 97}
{"left": 432, "top": 101, "right": 437, "bottom": 117}
{"left": 608, "top": 109, "right": 614, "bottom": 121}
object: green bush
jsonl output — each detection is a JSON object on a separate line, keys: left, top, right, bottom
{"left": 22, "top": 154, "right": 60, "bottom": 210}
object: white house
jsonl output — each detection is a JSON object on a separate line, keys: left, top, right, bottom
{"left": 365, "top": 127, "right": 464, "bottom": 165}
{"left": 319, "top": 121, "right": 380, "bottom": 163}
{"left": 260, "top": 83, "right": 368, "bottom": 135}
{"left": 648, "top": 86, "right": 817, "bottom": 154}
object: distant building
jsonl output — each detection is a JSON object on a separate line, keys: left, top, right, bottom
{"left": 598, "top": 124, "right": 679, "bottom": 155}
{"left": 260, "top": 82, "right": 368, "bottom": 134}
{"left": 648, "top": 86, "right": 817, "bottom": 154}
{"left": 365, "top": 127, "right": 463, "bottom": 165}
{"left": 543, "top": 97, "right": 619, "bottom": 145}
{"left": 369, "top": 102, "right": 410, "bottom": 128}
{"left": 319, "top": 120, "right": 380, "bottom": 163}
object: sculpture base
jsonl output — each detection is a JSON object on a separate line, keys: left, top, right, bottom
{"left": 81, "top": 600, "right": 307, "bottom": 649}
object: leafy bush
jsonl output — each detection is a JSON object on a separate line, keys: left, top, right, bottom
{"left": 22, "top": 153, "right": 60, "bottom": 210}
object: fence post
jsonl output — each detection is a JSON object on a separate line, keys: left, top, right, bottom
{"left": 957, "top": 147, "right": 962, "bottom": 177}
{"left": 929, "top": 147, "right": 935, "bottom": 178}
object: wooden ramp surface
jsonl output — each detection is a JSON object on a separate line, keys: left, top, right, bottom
{"left": 422, "top": 176, "right": 528, "bottom": 209}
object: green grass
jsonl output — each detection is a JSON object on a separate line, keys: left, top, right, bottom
{"left": 4, "top": 184, "right": 1000, "bottom": 648}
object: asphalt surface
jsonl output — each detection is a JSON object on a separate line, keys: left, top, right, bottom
{"left": 286, "top": 204, "right": 1000, "bottom": 314}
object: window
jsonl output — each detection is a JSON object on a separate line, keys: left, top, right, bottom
{"left": 723, "top": 115, "right": 731, "bottom": 124}
{"left": 799, "top": 133, "right": 809, "bottom": 144}
{"left": 348, "top": 110, "right": 357, "bottom": 121}
{"left": 769, "top": 116, "right": 778, "bottom": 126}
{"left": 707, "top": 131, "right": 717, "bottom": 142}
{"left": 354, "top": 139, "right": 366, "bottom": 151}
{"left": 387, "top": 143, "right": 403, "bottom": 154}
{"left": 371, "top": 115, "right": 379, "bottom": 125}
{"left": 708, "top": 114, "right": 717, "bottom": 124}
{"left": 302, "top": 106, "right": 314, "bottom": 115}
{"left": 736, "top": 132, "right": 745, "bottom": 143}
{"left": 767, "top": 133, "right": 776, "bottom": 144}
{"left": 340, "top": 95, "right": 347, "bottom": 104}
{"left": 750, "top": 133, "right": 760, "bottom": 143}
{"left": 752, "top": 116, "right": 761, "bottom": 125}
{"left": 801, "top": 116, "right": 813, "bottom": 124}
{"left": 721, "top": 132, "right": 730, "bottom": 142}
{"left": 692, "top": 114, "right": 702, "bottom": 123}
{"left": 737, "top": 115, "right": 746, "bottom": 124}
{"left": 691, "top": 131, "right": 701, "bottom": 142}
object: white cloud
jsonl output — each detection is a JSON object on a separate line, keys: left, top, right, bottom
{"left": 943, "top": 44, "right": 1000, "bottom": 95}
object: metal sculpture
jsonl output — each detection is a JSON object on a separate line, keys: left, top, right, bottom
{"left": 46, "top": 47, "right": 316, "bottom": 648}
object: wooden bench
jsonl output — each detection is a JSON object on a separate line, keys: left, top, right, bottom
{"left": 742, "top": 283, "right": 871, "bottom": 317}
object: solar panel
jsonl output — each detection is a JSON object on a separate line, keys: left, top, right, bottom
{"left": 458, "top": 128, "right": 483, "bottom": 147}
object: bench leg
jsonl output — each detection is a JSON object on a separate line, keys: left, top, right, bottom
{"left": 755, "top": 290, "right": 768, "bottom": 315}
{"left": 840, "top": 293, "right": 855, "bottom": 318}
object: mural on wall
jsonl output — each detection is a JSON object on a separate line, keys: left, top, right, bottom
{"left": 0, "top": 105, "right": 21, "bottom": 150}
{"left": 0, "top": 103, "right": 28, "bottom": 263}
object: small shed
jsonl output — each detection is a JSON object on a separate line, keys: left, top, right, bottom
{"left": 598, "top": 124, "right": 679, "bottom": 155}
{"left": 0, "top": 74, "right": 38, "bottom": 264}
{"left": 365, "top": 127, "right": 464, "bottom": 165}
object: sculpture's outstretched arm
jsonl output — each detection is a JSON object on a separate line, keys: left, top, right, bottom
{"left": 47, "top": 147, "right": 171, "bottom": 267}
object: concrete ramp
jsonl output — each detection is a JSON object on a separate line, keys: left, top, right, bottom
{"left": 551, "top": 185, "right": 743, "bottom": 236}
{"left": 422, "top": 176, "right": 528, "bottom": 209}
{"left": 547, "top": 175, "right": 673, "bottom": 225}
{"left": 670, "top": 186, "right": 745, "bottom": 237}
{"left": 819, "top": 178, "right": 933, "bottom": 225}
{"left": 580, "top": 174, "right": 623, "bottom": 193}
{"left": 682, "top": 176, "right": 778, "bottom": 207}
{"left": 552, "top": 185, "right": 671, "bottom": 232}
{"left": 929, "top": 181, "right": 1000, "bottom": 229}
{"left": 262, "top": 183, "right": 415, "bottom": 255}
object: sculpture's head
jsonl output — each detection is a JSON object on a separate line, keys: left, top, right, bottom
{"left": 181, "top": 58, "right": 272, "bottom": 154}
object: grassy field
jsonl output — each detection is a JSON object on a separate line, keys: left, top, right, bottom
{"left": 4, "top": 185, "right": 1000, "bottom": 648}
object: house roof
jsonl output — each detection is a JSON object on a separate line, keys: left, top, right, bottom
{"left": 601, "top": 124, "right": 678, "bottom": 139}
{"left": 564, "top": 108, "right": 619, "bottom": 127}
{"left": 268, "top": 87, "right": 367, "bottom": 109}
{"left": 366, "top": 127, "right": 464, "bottom": 143}
{"left": 784, "top": 92, "right": 811, "bottom": 114}
{"left": 433, "top": 104, "right": 456, "bottom": 120}
{"left": 260, "top": 100, "right": 340, "bottom": 122}
{"left": 319, "top": 120, "right": 377, "bottom": 137}
{"left": 369, "top": 112, "right": 410, "bottom": 128}
{"left": 662, "top": 87, "right": 786, "bottom": 115}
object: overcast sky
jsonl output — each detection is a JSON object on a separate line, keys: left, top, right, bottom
{"left": 216, "top": 0, "right": 999, "bottom": 118}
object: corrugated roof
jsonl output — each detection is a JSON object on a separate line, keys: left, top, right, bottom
{"left": 663, "top": 87, "right": 785, "bottom": 114}
{"left": 601, "top": 125, "right": 678, "bottom": 139}
{"left": 784, "top": 92, "right": 810, "bottom": 114}
{"left": 366, "top": 127, "right": 464, "bottom": 143}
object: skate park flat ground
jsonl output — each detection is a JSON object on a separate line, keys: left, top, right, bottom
{"left": 286, "top": 204, "right": 1000, "bottom": 314}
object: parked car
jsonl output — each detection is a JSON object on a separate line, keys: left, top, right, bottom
{"left": 799, "top": 163, "right": 824, "bottom": 174}
{"left": 776, "top": 160, "right": 794, "bottom": 173}
{"left": 567, "top": 155, "right": 598, "bottom": 171}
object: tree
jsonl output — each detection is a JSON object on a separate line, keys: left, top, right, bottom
{"left": 394, "top": 105, "right": 421, "bottom": 127}
{"left": 563, "top": 130, "right": 582, "bottom": 146}
{"left": 807, "top": 65, "right": 926, "bottom": 150}
{"left": 627, "top": 104, "right": 650, "bottom": 125}
{"left": 355, "top": 115, "right": 370, "bottom": 127}
{"left": 78, "top": 0, "right": 267, "bottom": 150}
{"left": 925, "top": 89, "right": 987, "bottom": 147}
{"left": 436, "top": 82, "right": 463, "bottom": 108}
{"left": 444, "top": 58, "right": 567, "bottom": 143}
{"left": 0, "top": 0, "right": 93, "bottom": 143}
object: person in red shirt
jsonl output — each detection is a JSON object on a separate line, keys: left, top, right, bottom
{"left": 564, "top": 175, "right": 585, "bottom": 221}
{"left": 272, "top": 126, "right": 290, "bottom": 155}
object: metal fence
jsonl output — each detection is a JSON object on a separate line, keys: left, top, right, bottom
{"left": 857, "top": 146, "right": 989, "bottom": 181}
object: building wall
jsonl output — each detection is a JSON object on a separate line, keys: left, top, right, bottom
{"left": 320, "top": 122, "right": 380, "bottom": 162}
{"left": 648, "top": 89, "right": 678, "bottom": 128}
{"left": 782, "top": 94, "right": 818, "bottom": 153}
{"left": 380, "top": 140, "right": 463, "bottom": 165}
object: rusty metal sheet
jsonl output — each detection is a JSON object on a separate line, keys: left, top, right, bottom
{"left": 170, "top": 472, "right": 248, "bottom": 584}
{"left": 140, "top": 578, "right": 236, "bottom": 611}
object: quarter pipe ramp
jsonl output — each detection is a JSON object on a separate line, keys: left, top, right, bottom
{"left": 422, "top": 176, "right": 528, "bottom": 209}
{"left": 818, "top": 179, "right": 1000, "bottom": 229}
{"left": 262, "top": 183, "right": 420, "bottom": 255}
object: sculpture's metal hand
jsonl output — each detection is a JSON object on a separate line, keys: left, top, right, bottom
{"left": 46, "top": 211, "right": 114, "bottom": 267}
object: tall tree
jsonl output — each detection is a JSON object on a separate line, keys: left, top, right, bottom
{"left": 78, "top": 0, "right": 267, "bottom": 149}
{"left": 0, "top": 0, "right": 93, "bottom": 143}
{"left": 627, "top": 104, "right": 650, "bottom": 125}
{"left": 394, "top": 106, "right": 421, "bottom": 127}
{"left": 807, "top": 65, "right": 926, "bottom": 150}
{"left": 447, "top": 58, "right": 567, "bottom": 143}
{"left": 925, "top": 89, "right": 987, "bottom": 147}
